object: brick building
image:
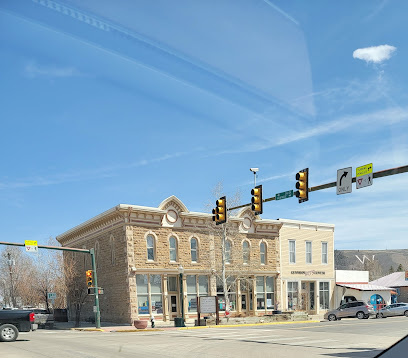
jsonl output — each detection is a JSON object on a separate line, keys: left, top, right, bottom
{"left": 56, "top": 196, "right": 335, "bottom": 323}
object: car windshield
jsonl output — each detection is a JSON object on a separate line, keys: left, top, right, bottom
{"left": 0, "top": 1, "right": 407, "bottom": 356}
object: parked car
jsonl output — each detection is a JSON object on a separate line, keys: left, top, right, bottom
{"left": 0, "top": 309, "right": 37, "bottom": 342}
{"left": 377, "top": 303, "right": 408, "bottom": 318}
{"left": 324, "top": 301, "right": 375, "bottom": 321}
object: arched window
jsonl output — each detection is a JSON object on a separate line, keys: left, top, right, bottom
{"left": 225, "top": 239, "right": 232, "bottom": 264}
{"left": 243, "top": 241, "right": 250, "bottom": 264}
{"left": 146, "top": 235, "right": 155, "bottom": 261}
{"left": 191, "top": 238, "right": 198, "bottom": 262}
{"left": 169, "top": 236, "right": 177, "bottom": 262}
{"left": 260, "top": 242, "right": 266, "bottom": 265}
{"left": 110, "top": 235, "right": 115, "bottom": 266}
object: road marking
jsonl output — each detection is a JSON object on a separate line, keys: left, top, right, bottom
{"left": 286, "top": 339, "right": 337, "bottom": 346}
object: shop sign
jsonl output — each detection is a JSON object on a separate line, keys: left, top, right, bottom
{"left": 291, "top": 270, "right": 326, "bottom": 276}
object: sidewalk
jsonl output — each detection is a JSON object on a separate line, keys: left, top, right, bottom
{"left": 53, "top": 316, "right": 322, "bottom": 332}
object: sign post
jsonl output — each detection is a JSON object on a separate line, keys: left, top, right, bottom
{"left": 197, "top": 296, "right": 218, "bottom": 326}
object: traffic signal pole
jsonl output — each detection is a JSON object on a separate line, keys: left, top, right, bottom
{"left": 90, "top": 248, "right": 101, "bottom": 329}
{"left": 228, "top": 164, "right": 408, "bottom": 211}
{"left": 0, "top": 241, "right": 101, "bottom": 329}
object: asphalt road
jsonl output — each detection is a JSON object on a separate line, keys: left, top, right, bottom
{"left": 2, "top": 317, "right": 407, "bottom": 358}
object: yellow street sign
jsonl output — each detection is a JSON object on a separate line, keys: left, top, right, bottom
{"left": 356, "top": 163, "right": 373, "bottom": 177}
{"left": 25, "top": 240, "right": 38, "bottom": 246}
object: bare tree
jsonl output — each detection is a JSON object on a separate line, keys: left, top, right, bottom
{"left": 204, "top": 182, "right": 258, "bottom": 319}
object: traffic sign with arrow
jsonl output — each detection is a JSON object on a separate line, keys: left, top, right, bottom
{"left": 337, "top": 167, "right": 352, "bottom": 195}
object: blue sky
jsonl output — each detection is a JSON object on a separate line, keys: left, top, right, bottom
{"left": 0, "top": 0, "right": 407, "bottom": 250}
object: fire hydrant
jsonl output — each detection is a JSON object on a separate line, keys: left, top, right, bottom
{"left": 150, "top": 315, "right": 155, "bottom": 328}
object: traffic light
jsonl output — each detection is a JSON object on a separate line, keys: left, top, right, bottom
{"left": 86, "top": 270, "right": 93, "bottom": 287}
{"left": 251, "top": 185, "right": 263, "bottom": 215}
{"left": 295, "top": 168, "right": 309, "bottom": 203}
{"left": 212, "top": 196, "right": 227, "bottom": 225}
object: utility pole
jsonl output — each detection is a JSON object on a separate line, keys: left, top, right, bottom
{"left": 6, "top": 252, "right": 16, "bottom": 308}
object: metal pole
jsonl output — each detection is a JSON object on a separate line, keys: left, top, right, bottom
{"left": 7, "top": 253, "right": 15, "bottom": 308}
{"left": 228, "top": 164, "right": 408, "bottom": 211}
{"left": 90, "top": 248, "right": 101, "bottom": 329}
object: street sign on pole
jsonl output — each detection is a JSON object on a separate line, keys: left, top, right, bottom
{"left": 275, "top": 190, "right": 293, "bottom": 200}
{"left": 25, "top": 240, "right": 38, "bottom": 253}
{"left": 356, "top": 163, "right": 373, "bottom": 189}
{"left": 47, "top": 292, "right": 57, "bottom": 300}
{"left": 337, "top": 167, "right": 352, "bottom": 195}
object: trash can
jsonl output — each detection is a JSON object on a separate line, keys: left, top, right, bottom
{"left": 174, "top": 317, "right": 185, "bottom": 327}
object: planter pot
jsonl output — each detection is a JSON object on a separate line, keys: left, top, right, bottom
{"left": 134, "top": 320, "right": 148, "bottom": 329}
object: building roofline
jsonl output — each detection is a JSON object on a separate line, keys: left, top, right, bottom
{"left": 276, "top": 218, "right": 335, "bottom": 228}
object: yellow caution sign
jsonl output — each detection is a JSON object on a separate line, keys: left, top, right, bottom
{"left": 25, "top": 240, "right": 38, "bottom": 246}
{"left": 356, "top": 163, "right": 373, "bottom": 177}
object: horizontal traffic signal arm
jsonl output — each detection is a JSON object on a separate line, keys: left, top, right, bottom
{"left": 227, "top": 165, "right": 408, "bottom": 211}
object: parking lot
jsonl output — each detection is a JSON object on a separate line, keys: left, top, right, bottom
{"left": 1, "top": 316, "right": 407, "bottom": 358}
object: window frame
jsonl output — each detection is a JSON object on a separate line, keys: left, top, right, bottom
{"left": 305, "top": 241, "right": 312, "bottom": 264}
{"left": 260, "top": 241, "right": 266, "bottom": 265}
{"left": 169, "top": 236, "right": 178, "bottom": 262}
{"left": 322, "top": 242, "right": 328, "bottom": 264}
{"left": 146, "top": 234, "right": 156, "bottom": 262}
{"left": 289, "top": 240, "right": 296, "bottom": 264}
{"left": 242, "top": 240, "right": 250, "bottom": 264}
{"left": 190, "top": 237, "right": 198, "bottom": 263}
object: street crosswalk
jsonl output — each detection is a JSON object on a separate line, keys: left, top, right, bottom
{"left": 157, "top": 328, "right": 343, "bottom": 348}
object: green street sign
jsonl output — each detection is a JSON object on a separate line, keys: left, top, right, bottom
{"left": 275, "top": 190, "right": 294, "bottom": 200}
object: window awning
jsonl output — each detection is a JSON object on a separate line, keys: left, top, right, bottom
{"left": 336, "top": 283, "right": 393, "bottom": 291}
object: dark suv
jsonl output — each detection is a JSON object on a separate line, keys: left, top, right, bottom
{"left": 324, "top": 301, "right": 375, "bottom": 321}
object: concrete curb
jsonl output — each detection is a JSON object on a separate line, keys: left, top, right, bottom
{"left": 179, "top": 320, "right": 320, "bottom": 330}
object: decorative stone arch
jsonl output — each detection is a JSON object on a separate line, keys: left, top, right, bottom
{"left": 158, "top": 195, "right": 189, "bottom": 213}
{"left": 236, "top": 207, "right": 257, "bottom": 233}
{"left": 159, "top": 196, "right": 188, "bottom": 228}
{"left": 144, "top": 230, "right": 158, "bottom": 261}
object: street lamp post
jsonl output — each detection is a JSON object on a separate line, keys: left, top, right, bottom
{"left": 178, "top": 264, "right": 185, "bottom": 326}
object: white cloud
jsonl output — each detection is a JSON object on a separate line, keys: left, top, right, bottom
{"left": 353, "top": 45, "right": 396, "bottom": 64}
{"left": 24, "top": 62, "right": 83, "bottom": 79}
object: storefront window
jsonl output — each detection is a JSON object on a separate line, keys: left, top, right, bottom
{"left": 288, "top": 282, "right": 298, "bottom": 310}
{"left": 216, "top": 276, "right": 236, "bottom": 311}
{"left": 187, "top": 275, "right": 197, "bottom": 312}
{"left": 136, "top": 274, "right": 149, "bottom": 315}
{"left": 136, "top": 274, "right": 163, "bottom": 315}
{"left": 168, "top": 276, "right": 177, "bottom": 292}
{"left": 256, "top": 276, "right": 274, "bottom": 310}
{"left": 319, "top": 282, "right": 329, "bottom": 310}
{"left": 199, "top": 275, "right": 208, "bottom": 295}
{"left": 186, "top": 275, "right": 209, "bottom": 312}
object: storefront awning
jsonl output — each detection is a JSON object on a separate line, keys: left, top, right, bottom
{"left": 336, "top": 283, "right": 393, "bottom": 291}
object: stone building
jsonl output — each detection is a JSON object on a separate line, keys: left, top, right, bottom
{"left": 56, "top": 196, "right": 335, "bottom": 323}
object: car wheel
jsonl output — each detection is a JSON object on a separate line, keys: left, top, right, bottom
{"left": 363, "top": 314, "right": 369, "bottom": 319}
{"left": 0, "top": 324, "right": 19, "bottom": 342}
{"left": 404, "top": 310, "right": 408, "bottom": 317}
{"left": 380, "top": 313, "right": 385, "bottom": 318}
{"left": 356, "top": 311, "right": 365, "bottom": 319}
{"left": 328, "top": 314, "right": 337, "bottom": 321}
